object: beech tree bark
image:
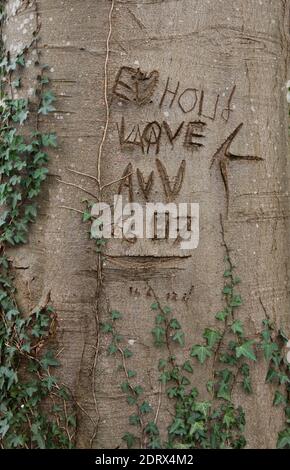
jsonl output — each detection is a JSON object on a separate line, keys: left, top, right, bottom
{"left": 3, "top": 0, "right": 290, "bottom": 448}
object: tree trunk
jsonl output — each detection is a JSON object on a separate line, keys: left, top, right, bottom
{"left": 4, "top": 0, "right": 290, "bottom": 448}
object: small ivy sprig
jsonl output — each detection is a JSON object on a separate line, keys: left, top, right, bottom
{"left": 102, "top": 309, "right": 161, "bottom": 449}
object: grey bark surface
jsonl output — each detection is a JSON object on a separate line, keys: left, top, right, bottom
{"left": 4, "top": 0, "right": 290, "bottom": 448}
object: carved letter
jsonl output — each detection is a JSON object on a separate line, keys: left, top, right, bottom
{"left": 163, "top": 121, "right": 184, "bottom": 148}
{"left": 221, "top": 85, "right": 236, "bottom": 122}
{"left": 142, "top": 121, "right": 162, "bottom": 154}
{"left": 137, "top": 169, "right": 154, "bottom": 201}
{"left": 184, "top": 121, "right": 206, "bottom": 150}
{"left": 156, "top": 159, "right": 186, "bottom": 201}
{"left": 178, "top": 88, "right": 198, "bottom": 113}
{"left": 118, "top": 163, "right": 134, "bottom": 202}
{"left": 198, "top": 90, "right": 220, "bottom": 121}
{"left": 159, "top": 77, "right": 180, "bottom": 108}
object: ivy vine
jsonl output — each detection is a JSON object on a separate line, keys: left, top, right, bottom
{"left": 0, "top": 1, "right": 75, "bottom": 448}
{"left": 95, "top": 232, "right": 290, "bottom": 449}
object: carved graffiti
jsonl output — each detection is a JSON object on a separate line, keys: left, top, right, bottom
{"left": 137, "top": 169, "right": 154, "bottom": 201}
{"left": 117, "top": 160, "right": 186, "bottom": 201}
{"left": 198, "top": 90, "right": 219, "bottom": 121}
{"left": 117, "top": 117, "right": 144, "bottom": 153}
{"left": 221, "top": 85, "right": 236, "bottom": 123}
{"left": 184, "top": 121, "right": 206, "bottom": 150}
{"left": 163, "top": 121, "right": 184, "bottom": 148}
{"left": 210, "top": 123, "right": 263, "bottom": 212}
{"left": 159, "top": 76, "right": 237, "bottom": 122}
{"left": 142, "top": 121, "right": 162, "bottom": 154}
{"left": 117, "top": 118, "right": 208, "bottom": 153}
{"left": 118, "top": 162, "right": 134, "bottom": 202}
{"left": 113, "top": 66, "right": 159, "bottom": 105}
{"left": 156, "top": 159, "right": 186, "bottom": 201}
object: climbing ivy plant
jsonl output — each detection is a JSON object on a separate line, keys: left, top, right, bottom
{"left": 96, "top": 231, "right": 290, "bottom": 448}
{"left": 0, "top": 1, "right": 75, "bottom": 448}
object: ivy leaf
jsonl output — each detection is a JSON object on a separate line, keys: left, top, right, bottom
{"left": 223, "top": 285, "right": 232, "bottom": 295}
{"left": 140, "top": 401, "right": 152, "bottom": 414}
{"left": 223, "top": 407, "right": 236, "bottom": 428}
{"left": 111, "top": 310, "right": 122, "bottom": 321}
{"left": 40, "top": 351, "right": 59, "bottom": 370}
{"left": 41, "top": 133, "right": 57, "bottom": 148}
{"left": 31, "top": 423, "right": 46, "bottom": 449}
{"left": 217, "top": 381, "right": 231, "bottom": 402}
{"left": 127, "top": 370, "right": 136, "bottom": 378}
{"left": 231, "top": 320, "right": 244, "bottom": 337}
{"left": 216, "top": 310, "right": 228, "bottom": 321}
{"left": 145, "top": 421, "right": 159, "bottom": 436}
{"left": 235, "top": 341, "right": 257, "bottom": 362}
{"left": 158, "top": 359, "right": 167, "bottom": 370}
{"left": 123, "top": 348, "right": 133, "bottom": 358}
{"left": 134, "top": 385, "right": 144, "bottom": 396}
{"left": 129, "top": 414, "right": 140, "bottom": 425}
{"left": 273, "top": 390, "right": 286, "bottom": 406}
{"left": 278, "top": 329, "right": 289, "bottom": 344}
{"left": 0, "top": 419, "right": 9, "bottom": 438}
{"left": 261, "top": 341, "right": 279, "bottom": 362}
{"left": 38, "top": 90, "right": 56, "bottom": 115}
{"left": 266, "top": 367, "right": 278, "bottom": 383}
{"left": 240, "top": 364, "right": 252, "bottom": 394}
{"left": 163, "top": 306, "right": 172, "bottom": 315}
{"left": 277, "top": 429, "right": 290, "bottom": 449}
{"left": 127, "top": 396, "right": 137, "bottom": 406}
{"left": 101, "top": 322, "right": 113, "bottom": 333}
{"left": 120, "top": 382, "right": 130, "bottom": 393}
{"left": 182, "top": 360, "right": 193, "bottom": 373}
{"left": 223, "top": 270, "right": 232, "bottom": 277}
{"left": 150, "top": 302, "right": 159, "bottom": 311}
{"left": 170, "top": 318, "right": 181, "bottom": 330}
{"left": 190, "top": 345, "right": 212, "bottom": 364}
{"left": 122, "top": 432, "right": 137, "bottom": 449}
{"left": 12, "top": 78, "right": 21, "bottom": 88}
{"left": 172, "top": 330, "right": 185, "bottom": 346}
{"left": 230, "top": 294, "right": 243, "bottom": 307}
{"left": 107, "top": 343, "right": 117, "bottom": 355}
{"left": 7, "top": 435, "right": 25, "bottom": 447}
{"left": 152, "top": 326, "right": 165, "bottom": 346}
{"left": 82, "top": 211, "right": 91, "bottom": 222}
{"left": 194, "top": 401, "right": 211, "bottom": 417}
{"left": 203, "top": 328, "right": 221, "bottom": 348}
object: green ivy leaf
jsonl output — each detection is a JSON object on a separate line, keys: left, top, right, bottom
{"left": 170, "top": 318, "right": 181, "bottom": 330}
{"left": 273, "top": 390, "right": 286, "bottom": 406}
{"left": 231, "top": 320, "right": 244, "bottom": 337}
{"left": 277, "top": 429, "right": 290, "bottom": 449}
{"left": 111, "top": 310, "right": 122, "bottom": 321}
{"left": 172, "top": 330, "right": 185, "bottom": 346}
{"left": 129, "top": 414, "right": 140, "bottom": 425}
{"left": 236, "top": 341, "right": 257, "bottom": 362}
{"left": 182, "top": 360, "right": 193, "bottom": 373}
{"left": 190, "top": 345, "right": 212, "bottom": 364}
{"left": 216, "top": 310, "right": 228, "bottom": 321}
{"left": 261, "top": 341, "right": 279, "bottom": 362}
{"left": 140, "top": 401, "right": 152, "bottom": 414}
{"left": 40, "top": 351, "right": 59, "bottom": 370}
{"left": 41, "top": 133, "right": 57, "bottom": 148}
{"left": 122, "top": 432, "right": 137, "bottom": 449}
{"left": 203, "top": 328, "right": 221, "bottom": 348}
